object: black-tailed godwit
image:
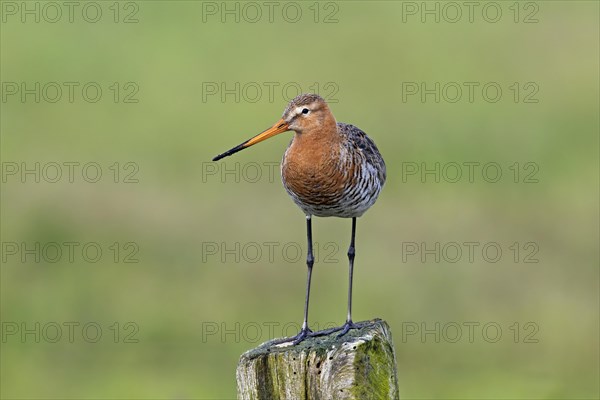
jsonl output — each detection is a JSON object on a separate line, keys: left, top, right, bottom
{"left": 213, "top": 93, "right": 386, "bottom": 343}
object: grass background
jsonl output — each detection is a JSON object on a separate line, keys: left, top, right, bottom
{"left": 1, "top": 1, "right": 598, "bottom": 399}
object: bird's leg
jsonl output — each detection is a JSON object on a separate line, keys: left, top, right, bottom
{"left": 338, "top": 217, "right": 360, "bottom": 338}
{"left": 269, "top": 216, "right": 315, "bottom": 346}
{"left": 293, "top": 215, "right": 315, "bottom": 344}
{"left": 275, "top": 215, "right": 315, "bottom": 345}
{"left": 310, "top": 218, "right": 360, "bottom": 339}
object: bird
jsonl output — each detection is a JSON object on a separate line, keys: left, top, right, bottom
{"left": 212, "top": 93, "right": 386, "bottom": 344}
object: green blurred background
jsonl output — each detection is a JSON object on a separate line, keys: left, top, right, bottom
{"left": 1, "top": 1, "right": 598, "bottom": 399}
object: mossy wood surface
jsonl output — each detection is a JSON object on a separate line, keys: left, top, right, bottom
{"left": 236, "top": 319, "right": 399, "bottom": 400}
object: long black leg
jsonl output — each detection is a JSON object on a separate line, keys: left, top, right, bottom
{"left": 299, "top": 215, "right": 314, "bottom": 331}
{"left": 307, "top": 218, "right": 360, "bottom": 339}
{"left": 289, "top": 215, "right": 315, "bottom": 344}
{"left": 271, "top": 215, "right": 314, "bottom": 345}
{"left": 338, "top": 217, "right": 359, "bottom": 337}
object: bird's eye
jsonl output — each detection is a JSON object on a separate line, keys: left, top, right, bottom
{"left": 302, "top": 108, "right": 309, "bottom": 114}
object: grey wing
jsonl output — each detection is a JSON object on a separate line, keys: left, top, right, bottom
{"left": 338, "top": 122, "right": 387, "bottom": 185}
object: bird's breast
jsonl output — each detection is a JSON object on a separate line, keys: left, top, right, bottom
{"left": 281, "top": 139, "right": 346, "bottom": 205}
{"left": 281, "top": 137, "right": 382, "bottom": 218}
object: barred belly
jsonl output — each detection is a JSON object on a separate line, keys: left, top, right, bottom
{"left": 281, "top": 147, "right": 383, "bottom": 218}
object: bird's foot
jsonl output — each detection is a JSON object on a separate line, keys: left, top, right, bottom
{"left": 308, "top": 326, "right": 343, "bottom": 337}
{"left": 292, "top": 327, "right": 313, "bottom": 345}
{"left": 337, "top": 320, "right": 360, "bottom": 338}
{"left": 269, "top": 327, "right": 313, "bottom": 346}
{"left": 306, "top": 321, "right": 365, "bottom": 339}
{"left": 269, "top": 321, "right": 364, "bottom": 347}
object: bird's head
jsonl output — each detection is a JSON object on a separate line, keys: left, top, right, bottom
{"left": 212, "top": 93, "right": 336, "bottom": 161}
{"left": 281, "top": 93, "right": 335, "bottom": 134}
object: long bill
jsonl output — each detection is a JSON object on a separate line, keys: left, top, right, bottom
{"left": 212, "top": 119, "right": 290, "bottom": 161}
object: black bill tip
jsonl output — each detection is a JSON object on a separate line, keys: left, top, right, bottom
{"left": 212, "top": 142, "right": 247, "bottom": 161}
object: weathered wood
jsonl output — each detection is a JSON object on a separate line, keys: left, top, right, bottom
{"left": 236, "top": 319, "right": 399, "bottom": 400}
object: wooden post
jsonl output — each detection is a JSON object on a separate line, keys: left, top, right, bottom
{"left": 236, "top": 319, "right": 399, "bottom": 400}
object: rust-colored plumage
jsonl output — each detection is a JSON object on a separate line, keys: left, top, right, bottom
{"left": 213, "top": 93, "right": 386, "bottom": 343}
